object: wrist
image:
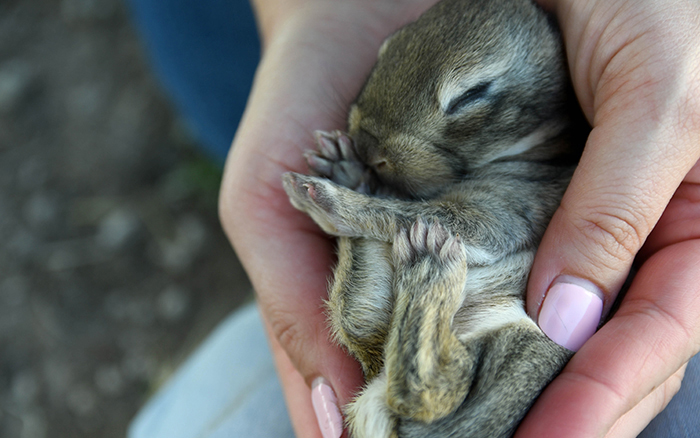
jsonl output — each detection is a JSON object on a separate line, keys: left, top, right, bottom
{"left": 251, "top": 0, "right": 315, "bottom": 46}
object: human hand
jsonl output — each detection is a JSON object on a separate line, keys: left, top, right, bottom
{"left": 219, "top": 1, "right": 440, "bottom": 437}
{"left": 519, "top": 1, "right": 700, "bottom": 437}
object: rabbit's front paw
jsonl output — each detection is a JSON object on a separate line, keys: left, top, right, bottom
{"left": 282, "top": 172, "right": 358, "bottom": 236}
{"left": 305, "top": 130, "right": 375, "bottom": 194}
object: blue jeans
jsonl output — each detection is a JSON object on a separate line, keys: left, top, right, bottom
{"left": 126, "top": 0, "right": 259, "bottom": 164}
{"left": 128, "top": 304, "right": 295, "bottom": 438}
{"left": 125, "top": 1, "right": 700, "bottom": 436}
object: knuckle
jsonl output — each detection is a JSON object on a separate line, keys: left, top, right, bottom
{"left": 623, "top": 295, "right": 695, "bottom": 354}
{"left": 270, "top": 312, "right": 305, "bottom": 356}
{"left": 573, "top": 205, "right": 649, "bottom": 264}
{"left": 261, "top": 296, "right": 310, "bottom": 358}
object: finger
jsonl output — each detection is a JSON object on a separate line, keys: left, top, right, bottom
{"left": 606, "top": 364, "right": 686, "bottom": 438}
{"left": 527, "top": 0, "right": 700, "bottom": 346}
{"left": 639, "top": 161, "right": 700, "bottom": 261}
{"left": 517, "top": 240, "right": 700, "bottom": 438}
{"left": 263, "top": 315, "right": 335, "bottom": 438}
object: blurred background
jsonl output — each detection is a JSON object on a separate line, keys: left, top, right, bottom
{"left": 0, "top": 0, "right": 259, "bottom": 437}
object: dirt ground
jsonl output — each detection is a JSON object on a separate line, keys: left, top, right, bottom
{"left": 0, "top": 1, "right": 254, "bottom": 437}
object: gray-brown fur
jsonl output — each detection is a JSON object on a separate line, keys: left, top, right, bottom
{"left": 386, "top": 220, "right": 473, "bottom": 423}
{"left": 282, "top": 0, "right": 588, "bottom": 436}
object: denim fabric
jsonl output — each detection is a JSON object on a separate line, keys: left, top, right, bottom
{"left": 128, "top": 304, "right": 295, "bottom": 438}
{"left": 639, "top": 355, "right": 700, "bottom": 438}
{"left": 125, "top": 0, "right": 260, "bottom": 163}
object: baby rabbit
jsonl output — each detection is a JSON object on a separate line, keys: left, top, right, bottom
{"left": 283, "top": 0, "right": 589, "bottom": 436}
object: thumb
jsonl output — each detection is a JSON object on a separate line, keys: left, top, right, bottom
{"left": 526, "top": 0, "right": 700, "bottom": 349}
{"left": 527, "top": 118, "right": 699, "bottom": 349}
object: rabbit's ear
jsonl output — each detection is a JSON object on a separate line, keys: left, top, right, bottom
{"left": 377, "top": 28, "right": 404, "bottom": 59}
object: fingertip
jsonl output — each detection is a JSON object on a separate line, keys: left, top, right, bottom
{"left": 538, "top": 277, "right": 604, "bottom": 351}
{"left": 526, "top": 205, "right": 629, "bottom": 323}
{"left": 264, "top": 316, "right": 362, "bottom": 438}
{"left": 312, "top": 377, "right": 344, "bottom": 438}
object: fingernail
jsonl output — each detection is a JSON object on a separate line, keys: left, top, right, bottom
{"left": 311, "top": 377, "right": 343, "bottom": 438}
{"left": 538, "top": 278, "right": 604, "bottom": 351}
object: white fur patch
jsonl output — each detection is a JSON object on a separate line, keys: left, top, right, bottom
{"left": 462, "top": 244, "right": 499, "bottom": 266}
{"left": 488, "top": 125, "right": 553, "bottom": 161}
{"left": 487, "top": 123, "right": 566, "bottom": 162}
{"left": 456, "top": 302, "right": 535, "bottom": 343}
{"left": 346, "top": 373, "right": 396, "bottom": 438}
{"left": 378, "top": 36, "right": 393, "bottom": 58}
{"left": 454, "top": 251, "right": 540, "bottom": 339}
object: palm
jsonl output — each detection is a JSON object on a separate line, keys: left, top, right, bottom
{"left": 222, "top": 1, "right": 700, "bottom": 437}
{"left": 220, "top": 2, "right": 439, "bottom": 436}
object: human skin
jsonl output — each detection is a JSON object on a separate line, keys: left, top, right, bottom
{"left": 219, "top": 1, "right": 700, "bottom": 437}
{"left": 518, "top": 1, "right": 700, "bottom": 436}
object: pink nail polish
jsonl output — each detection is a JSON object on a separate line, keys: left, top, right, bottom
{"left": 538, "top": 280, "right": 603, "bottom": 351}
{"left": 311, "top": 377, "right": 343, "bottom": 438}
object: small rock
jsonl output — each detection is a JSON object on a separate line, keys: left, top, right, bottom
{"left": 156, "top": 215, "right": 207, "bottom": 270}
{"left": 94, "top": 365, "right": 124, "bottom": 397}
{"left": 20, "top": 411, "right": 47, "bottom": 438}
{"left": 95, "top": 208, "right": 141, "bottom": 251}
{"left": 103, "top": 291, "right": 127, "bottom": 321}
{"left": 23, "top": 192, "right": 59, "bottom": 231}
{"left": 29, "top": 297, "right": 66, "bottom": 343}
{"left": 103, "top": 291, "right": 154, "bottom": 326}
{"left": 16, "top": 157, "right": 49, "bottom": 192}
{"left": 0, "top": 60, "right": 34, "bottom": 113}
{"left": 156, "top": 285, "right": 191, "bottom": 323}
{"left": 121, "top": 353, "right": 158, "bottom": 382}
{"left": 45, "top": 247, "right": 81, "bottom": 272}
{"left": 0, "top": 275, "right": 29, "bottom": 308}
{"left": 66, "top": 384, "right": 97, "bottom": 417}
{"left": 64, "top": 83, "right": 103, "bottom": 119}
{"left": 129, "top": 301, "right": 156, "bottom": 327}
{"left": 11, "top": 371, "right": 40, "bottom": 408}
{"left": 109, "top": 84, "right": 149, "bottom": 143}
{"left": 7, "top": 227, "right": 39, "bottom": 260}
{"left": 44, "top": 237, "right": 110, "bottom": 271}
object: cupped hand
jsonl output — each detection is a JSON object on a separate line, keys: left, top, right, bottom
{"left": 219, "top": 1, "right": 439, "bottom": 437}
{"left": 520, "top": 0, "right": 700, "bottom": 437}
{"left": 221, "top": 0, "right": 700, "bottom": 437}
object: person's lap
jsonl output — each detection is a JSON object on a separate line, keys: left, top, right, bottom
{"left": 128, "top": 304, "right": 295, "bottom": 438}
